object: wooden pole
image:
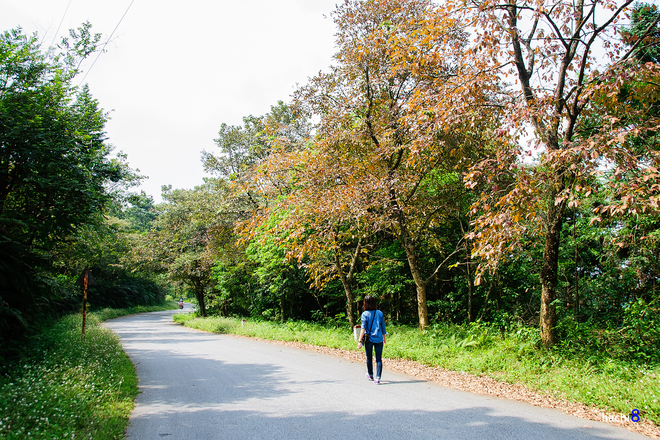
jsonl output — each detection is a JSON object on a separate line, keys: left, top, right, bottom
{"left": 82, "top": 268, "right": 88, "bottom": 339}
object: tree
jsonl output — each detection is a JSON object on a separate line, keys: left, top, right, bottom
{"left": 114, "top": 191, "right": 157, "bottom": 233}
{"left": 202, "top": 100, "right": 312, "bottom": 214}
{"left": 279, "top": 0, "right": 499, "bottom": 329}
{"left": 243, "top": 166, "right": 371, "bottom": 327}
{"left": 1, "top": 25, "right": 133, "bottom": 249}
{"left": 622, "top": 3, "right": 660, "bottom": 64}
{"left": 206, "top": 102, "right": 335, "bottom": 320}
{"left": 0, "top": 24, "right": 140, "bottom": 346}
{"left": 132, "top": 183, "right": 229, "bottom": 316}
{"left": 454, "top": 0, "right": 660, "bottom": 347}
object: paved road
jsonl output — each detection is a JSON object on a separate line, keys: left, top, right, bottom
{"left": 104, "top": 308, "right": 649, "bottom": 440}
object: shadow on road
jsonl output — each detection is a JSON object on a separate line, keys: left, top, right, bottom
{"left": 131, "top": 403, "right": 628, "bottom": 440}
{"left": 105, "top": 310, "right": 645, "bottom": 440}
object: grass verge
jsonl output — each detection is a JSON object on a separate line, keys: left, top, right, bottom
{"left": 0, "top": 302, "right": 178, "bottom": 440}
{"left": 173, "top": 314, "right": 659, "bottom": 426}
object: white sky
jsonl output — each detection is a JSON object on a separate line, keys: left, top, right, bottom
{"left": 0, "top": 0, "right": 338, "bottom": 201}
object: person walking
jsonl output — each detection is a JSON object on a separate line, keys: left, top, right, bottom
{"left": 357, "top": 295, "right": 387, "bottom": 384}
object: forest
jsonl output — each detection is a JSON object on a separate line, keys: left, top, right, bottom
{"left": 1, "top": 0, "right": 659, "bottom": 366}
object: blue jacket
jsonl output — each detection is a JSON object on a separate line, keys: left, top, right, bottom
{"left": 361, "top": 310, "right": 387, "bottom": 343}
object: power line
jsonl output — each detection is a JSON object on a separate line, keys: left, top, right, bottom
{"left": 78, "top": 0, "right": 136, "bottom": 86}
{"left": 51, "top": 0, "right": 74, "bottom": 48}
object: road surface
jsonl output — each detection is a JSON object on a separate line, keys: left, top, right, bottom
{"left": 104, "top": 308, "right": 649, "bottom": 440}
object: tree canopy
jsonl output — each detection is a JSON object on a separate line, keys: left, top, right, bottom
{"left": 0, "top": 25, "right": 135, "bottom": 249}
{"left": 5, "top": 1, "right": 660, "bottom": 361}
{"left": 0, "top": 24, "right": 146, "bottom": 353}
{"left": 127, "top": 0, "right": 659, "bottom": 357}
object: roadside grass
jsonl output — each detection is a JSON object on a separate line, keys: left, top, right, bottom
{"left": 0, "top": 302, "right": 178, "bottom": 440}
{"left": 173, "top": 314, "right": 659, "bottom": 426}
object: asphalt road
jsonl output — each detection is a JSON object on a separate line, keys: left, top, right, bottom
{"left": 104, "top": 308, "right": 649, "bottom": 440}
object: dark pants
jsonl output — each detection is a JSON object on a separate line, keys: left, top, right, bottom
{"left": 364, "top": 340, "right": 383, "bottom": 379}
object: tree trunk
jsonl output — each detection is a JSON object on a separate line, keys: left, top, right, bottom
{"left": 415, "top": 283, "right": 430, "bottom": 329}
{"left": 338, "top": 275, "right": 357, "bottom": 328}
{"left": 334, "top": 243, "right": 360, "bottom": 329}
{"left": 574, "top": 215, "right": 580, "bottom": 322}
{"left": 466, "top": 258, "right": 473, "bottom": 323}
{"left": 402, "top": 243, "right": 430, "bottom": 329}
{"left": 540, "top": 183, "right": 564, "bottom": 348}
{"left": 478, "top": 274, "right": 495, "bottom": 321}
{"left": 195, "top": 285, "right": 207, "bottom": 317}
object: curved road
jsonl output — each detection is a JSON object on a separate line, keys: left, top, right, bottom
{"left": 104, "top": 308, "right": 648, "bottom": 440}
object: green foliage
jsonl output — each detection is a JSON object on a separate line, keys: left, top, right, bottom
{"left": 623, "top": 298, "right": 660, "bottom": 359}
{"left": 558, "top": 299, "right": 660, "bottom": 365}
{"left": 112, "top": 191, "right": 157, "bottom": 233}
{"left": 45, "top": 213, "right": 166, "bottom": 310}
{"left": 0, "top": 24, "right": 144, "bottom": 355}
{"left": 0, "top": 312, "right": 141, "bottom": 439}
{"left": 355, "top": 240, "right": 417, "bottom": 323}
{"left": 203, "top": 101, "right": 311, "bottom": 182}
{"left": 0, "top": 26, "right": 135, "bottom": 249}
{"left": 244, "top": 235, "right": 317, "bottom": 321}
{"left": 209, "top": 262, "right": 254, "bottom": 316}
{"left": 622, "top": 3, "right": 660, "bottom": 64}
{"left": 130, "top": 182, "right": 232, "bottom": 316}
{"left": 89, "top": 273, "right": 165, "bottom": 309}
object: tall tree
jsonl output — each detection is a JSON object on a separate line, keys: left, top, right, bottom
{"left": 243, "top": 148, "right": 372, "bottom": 328}
{"left": 1, "top": 25, "right": 133, "bottom": 249}
{"left": 454, "top": 0, "right": 660, "bottom": 346}
{"left": 284, "top": 0, "right": 498, "bottom": 328}
{"left": 202, "top": 101, "right": 312, "bottom": 214}
{"left": 207, "top": 103, "right": 338, "bottom": 320}
{"left": 0, "top": 24, "right": 139, "bottom": 344}
{"left": 132, "top": 183, "right": 228, "bottom": 316}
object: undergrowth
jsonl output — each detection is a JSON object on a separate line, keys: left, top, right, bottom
{"left": 173, "top": 313, "right": 659, "bottom": 426}
{"left": 0, "top": 302, "right": 177, "bottom": 440}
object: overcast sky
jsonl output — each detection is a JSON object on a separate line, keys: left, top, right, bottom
{"left": 0, "top": 0, "right": 339, "bottom": 201}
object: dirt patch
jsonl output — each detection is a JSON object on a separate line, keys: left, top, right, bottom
{"left": 242, "top": 336, "right": 659, "bottom": 439}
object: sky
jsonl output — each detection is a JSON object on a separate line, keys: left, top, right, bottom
{"left": 0, "top": 0, "right": 339, "bottom": 201}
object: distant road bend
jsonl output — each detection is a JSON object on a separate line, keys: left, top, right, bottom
{"left": 104, "top": 309, "right": 649, "bottom": 440}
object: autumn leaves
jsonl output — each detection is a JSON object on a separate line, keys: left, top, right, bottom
{"left": 223, "top": 0, "right": 660, "bottom": 345}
